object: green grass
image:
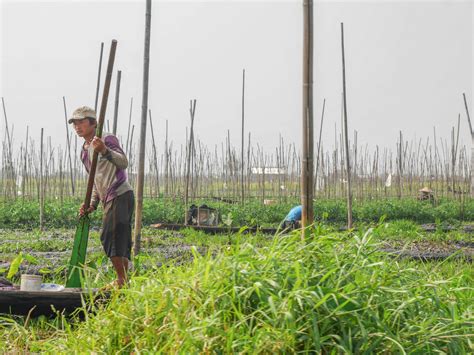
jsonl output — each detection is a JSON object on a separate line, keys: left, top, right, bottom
{"left": 0, "top": 227, "right": 472, "bottom": 353}
{"left": 0, "top": 196, "right": 473, "bottom": 229}
{"left": 0, "top": 219, "right": 471, "bottom": 282}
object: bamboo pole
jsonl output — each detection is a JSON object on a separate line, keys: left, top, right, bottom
{"left": 94, "top": 42, "right": 104, "bottom": 112}
{"left": 148, "top": 109, "right": 160, "bottom": 196}
{"left": 1, "top": 98, "right": 13, "bottom": 164}
{"left": 462, "top": 93, "right": 474, "bottom": 197}
{"left": 126, "top": 97, "right": 133, "bottom": 154}
{"left": 1, "top": 98, "right": 14, "bottom": 196}
{"left": 113, "top": 70, "right": 122, "bottom": 135}
{"left": 301, "top": 0, "right": 314, "bottom": 238}
{"left": 185, "top": 100, "right": 197, "bottom": 224}
{"left": 451, "top": 115, "right": 460, "bottom": 196}
{"left": 73, "top": 134, "right": 78, "bottom": 195}
{"left": 341, "top": 22, "right": 353, "bottom": 229}
{"left": 241, "top": 68, "right": 246, "bottom": 204}
{"left": 62, "top": 97, "right": 75, "bottom": 195}
{"left": 247, "top": 131, "right": 251, "bottom": 198}
{"left": 22, "top": 126, "right": 29, "bottom": 200}
{"left": 82, "top": 39, "right": 118, "bottom": 228}
{"left": 397, "top": 131, "right": 403, "bottom": 199}
{"left": 39, "top": 128, "right": 44, "bottom": 230}
{"left": 314, "top": 98, "right": 326, "bottom": 192}
{"left": 133, "top": 0, "right": 152, "bottom": 256}
{"left": 165, "top": 119, "right": 169, "bottom": 196}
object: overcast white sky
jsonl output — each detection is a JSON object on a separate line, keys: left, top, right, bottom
{"left": 0, "top": 0, "right": 472, "bottom": 158}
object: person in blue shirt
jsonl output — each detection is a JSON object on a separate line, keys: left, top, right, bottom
{"left": 282, "top": 205, "right": 302, "bottom": 230}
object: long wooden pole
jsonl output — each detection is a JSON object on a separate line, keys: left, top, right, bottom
{"left": 398, "top": 131, "right": 403, "bottom": 199}
{"left": 463, "top": 93, "right": 474, "bottom": 135}
{"left": 241, "top": 68, "right": 246, "bottom": 204}
{"left": 126, "top": 97, "right": 133, "bottom": 153}
{"left": 149, "top": 109, "right": 160, "bottom": 196}
{"left": 84, "top": 40, "right": 118, "bottom": 209}
{"left": 165, "top": 119, "right": 169, "bottom": 196}
{"left": 451, "top": 115, "right": 461, "bottom": 195}
{"left": 133, "top": 0, "right": 152, "bottom": 256}
{"left": 185, "top": 100, "right": 196, "bottom": 224}
{"left": 341, "top": 22, "right": 353, "bottom": 229}
{"left": 301, "top": 0, "right": 314, "bottom": 238}
{"left": 314, "top": 98, "right": 326, "bottom": 192}
{"left": 112, "top": 70, "right": 122, "bottom": 135}
{"left": 39, "top": 128, "right": 44, "bottom": 230}
{"left": 22, "top": 126, "right": 28, "bottom": 200}
{"left": 1, "top": 98, "right": 13, "bottom": 170}
{"left": 462, "top": 93, "right": 474, "bottom": 197}
{"left": 94, "top": 42, "right": 104, "bottom": 112}
{"left": 62, "top": 97, "right": 75, "bottom": 195}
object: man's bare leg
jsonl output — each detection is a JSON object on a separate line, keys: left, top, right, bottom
{"left": 111, "top": 256, "right": 128, "bottom": 287}
{"left": 124, "top": 257, "right": 129, "bottom": 273}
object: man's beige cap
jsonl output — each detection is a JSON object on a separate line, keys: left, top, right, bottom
{"left": 68, "top": 106, "right": 97, "bottom": 124}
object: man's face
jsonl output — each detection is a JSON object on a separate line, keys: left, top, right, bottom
{"left": 72, "top": 119, "right": 95, "bottom": 138}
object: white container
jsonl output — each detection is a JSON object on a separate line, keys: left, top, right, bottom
{"left": 20, "top": 274, "right": 42, "bottom": 291}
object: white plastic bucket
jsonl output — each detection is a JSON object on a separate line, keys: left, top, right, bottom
{"left": 20, "top": 274, "right": 42, "bottom": 291}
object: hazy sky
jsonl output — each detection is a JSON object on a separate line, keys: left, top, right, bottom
{"left": 0, "top": 0, "right": 472, "bottom": 157}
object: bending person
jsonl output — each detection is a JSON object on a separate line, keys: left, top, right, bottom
{"left": 281, "top": 205, "right": 302, "bottom": 230}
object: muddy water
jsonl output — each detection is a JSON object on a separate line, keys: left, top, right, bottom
{"left": 380, "top": 240, "right": 474, "bottom": 261}
{"left": 0, "top": 242, "right": 208, "bottom": 277}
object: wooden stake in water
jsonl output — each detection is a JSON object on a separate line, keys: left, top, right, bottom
{"left": 165, "top": 119, "right": 169, "bottom": 196}
{"left": 301, "top": 0, "right": 314, "bottom": 238}
{"left": 113, "top": 70, "right": 122, "bottom": 135}
{"left": 314, "top": 98, "right": 326, "bottom": 192}
{"left": 397, "top": 131, "right": 403, "bottom": 199}
{"left": 94, "top": 42, "right": 104, "bottom": 112}
{"left": 462, "top": 93, "right": 474, "bottom": 197}
{"left": 241, "top": 68, "right": 246, "bottom": 204}
{"left": 185, "top": 100, "right": 197, "bottom": 225}
{"left": 39, "top": 128, "right": 44, "bottom": 231}
{"left": 341, "top": 22, "right": 353, "bottom": 229}
{"left": 62, "top": 97, "right": 75, "bottom": 195}
{"left": 22, "top": 126, "right": 29, "bottom": 200}
{"left": 149, "top": 109, "right": 159, "bottom": 196}
{"left": 133, "top": 0, "right": 152, "bottom": 256}
{"left": 1, "top": 98, "right": 14, "bottom": 194}
{"left": 126, "top": 97, "right": 133, "bottom": 154}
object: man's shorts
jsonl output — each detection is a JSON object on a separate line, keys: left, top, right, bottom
{"left": 100, "top": 190, "right": 135, "bottom": 260}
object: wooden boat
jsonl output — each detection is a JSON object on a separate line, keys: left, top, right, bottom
{"left": 150, "top": 223, "right": 279, "bottom": 235}
{"left": 0, "top": 286, "right": 107, "bottom": 316}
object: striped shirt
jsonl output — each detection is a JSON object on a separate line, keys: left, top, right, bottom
{"left": 81, "top": 133, "right": 132, "bottom": 207}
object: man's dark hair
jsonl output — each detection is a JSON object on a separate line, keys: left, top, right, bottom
{"left": 86, "top": 117, "right": 97, "bottom": 127}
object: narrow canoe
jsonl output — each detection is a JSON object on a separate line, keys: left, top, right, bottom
{"left": 0, "top": 287, "right": 107, "bottom": 316}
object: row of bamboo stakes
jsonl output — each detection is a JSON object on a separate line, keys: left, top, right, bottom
{"left": 1, "top": 1, "right": 472, "bottom": 237}
{"left": 0, "top": 103, "right": 471, "bottom": 203}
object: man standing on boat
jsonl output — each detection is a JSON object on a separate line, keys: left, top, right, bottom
{"left": 70, "top": 106, "right": 134, "bottom": 288}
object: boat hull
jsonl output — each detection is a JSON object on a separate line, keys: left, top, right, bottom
{"left": 0, "top": 288, "right": 104, "bottom": 316}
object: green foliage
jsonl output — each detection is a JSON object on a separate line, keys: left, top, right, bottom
{"left": 0, "top": 197, "right": 472, "bottom": 229}
{"left": 6, "top": 252, "right": 38, "bottom": 279}
{"left": 1, "top": 229, "right": 472, "bottom": 353}
{"left": 315, "top": 198, "right": 474, "bottom": 224}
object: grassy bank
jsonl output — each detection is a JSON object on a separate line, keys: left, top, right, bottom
{"left": 1, "top": 228, "right": 472, "bottom": 353}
